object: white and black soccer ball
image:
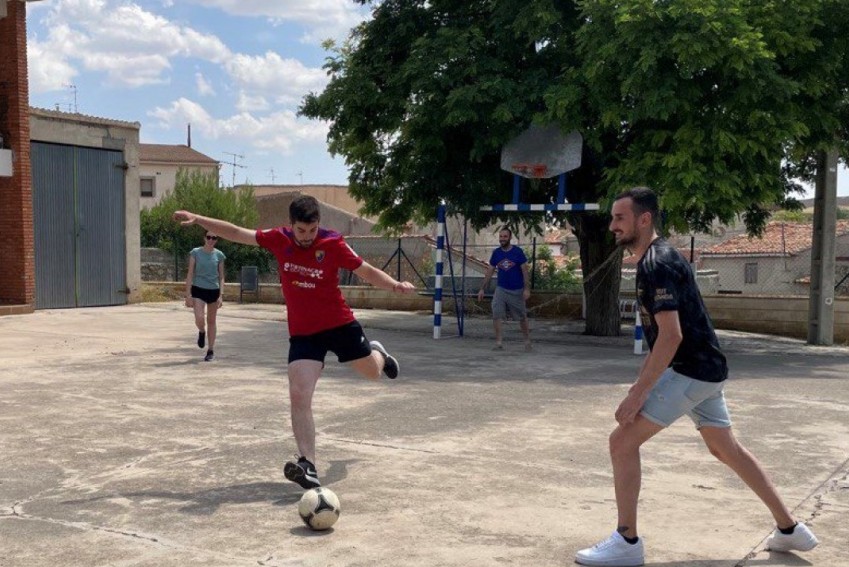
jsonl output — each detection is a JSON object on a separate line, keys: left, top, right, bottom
{"left": 298, "top": 487, "right": 341, "bottom": 531}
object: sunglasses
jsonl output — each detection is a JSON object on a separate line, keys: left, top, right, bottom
{"left": 205, "top": 235, "right": 218, "bottom": 241}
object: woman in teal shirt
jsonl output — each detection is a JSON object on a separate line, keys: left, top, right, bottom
{"left": 184, "top": 231, "right": 226, "bottom": 361}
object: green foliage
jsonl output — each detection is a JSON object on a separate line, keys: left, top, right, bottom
{"left": 533, "top": 245, "right": 582, "bottom": 292}
{"left": 301, "top": 0, "right": 848, "bottom": 333}
{"left": 770, "top": 209, "right": 811, "bottom": 223}
{"left": 771, "top": 207, "right": 849, "bottom": 223}
{"left": 140, "top": 169, "right": 273, "bottom": 279}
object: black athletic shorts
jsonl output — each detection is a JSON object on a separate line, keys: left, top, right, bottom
{"left": 191, "top": 285, "right": 220, "bottom": 304}
{"left": 288, "top": 321, "right": 372, "bottom": 364}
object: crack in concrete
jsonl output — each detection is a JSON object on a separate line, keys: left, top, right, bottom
{"left": 3, "top": 511, "right": 295, "bottom": 566}
{"left": 735, "top": 456, "right": 849, "bottom": 566}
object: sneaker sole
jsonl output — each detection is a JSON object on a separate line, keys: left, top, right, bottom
{"left": 767, "top": 537, "right": 819, "bottom": 552}
{"left": 370, "top": 341, "right": 399, "bottom": 379}
{"left": 575, "top": 556, "right": 644, "bottom": 567}
{"left": 284, "top": 462, "right": 321, "bottom": 489}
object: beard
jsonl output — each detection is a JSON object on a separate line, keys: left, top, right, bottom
{"left": 614, "top": 232, "right": 637, "bottom": 247}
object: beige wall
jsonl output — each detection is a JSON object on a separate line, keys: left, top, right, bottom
{"left": 255, "top": 192, "right": 377, "bottom": 234}
{"left": 251, "top": 185, "right": 368, "bottom": 218}
{"left": 139, "top": 163, "right": 219, "bottom": 209}
{"left": 30, "top": 110, "right": 142, "bottom": 303}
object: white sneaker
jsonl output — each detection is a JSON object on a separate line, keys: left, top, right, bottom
{"left": 575, "top": 531, "right": 645, "bottom": 566}
{"left": 765, "top": 522, "right": 819, "bottom": 552}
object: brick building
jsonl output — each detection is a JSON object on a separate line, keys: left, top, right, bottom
{"left": 0, "top": 0, "right": 38, "bottom": 314}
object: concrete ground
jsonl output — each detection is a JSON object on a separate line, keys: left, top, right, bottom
{"left": 1, "top": 302, "right": 847, "bottom": 567}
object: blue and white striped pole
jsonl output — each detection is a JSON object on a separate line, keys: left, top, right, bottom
{"left": 433, "top": 204, "right": 446, "bottom": 339}
{"left": 633, "top": 308, "right": 644, "bottom": 355}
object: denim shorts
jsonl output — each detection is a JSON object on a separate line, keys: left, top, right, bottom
{"left": 640, "top": 368, "right": 732, "bottom": 429}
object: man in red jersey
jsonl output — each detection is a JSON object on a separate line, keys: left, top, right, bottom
{"left": 174, "top": 196, "right": 415, "bottom": 489}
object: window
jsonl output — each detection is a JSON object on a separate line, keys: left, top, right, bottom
{"left": 140, "top": 177, "right": 155, "bottom": 198}
{"left": 744, "top": 262, "right": 758, "bottom": 284}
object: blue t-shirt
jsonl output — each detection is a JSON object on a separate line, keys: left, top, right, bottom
{"left": 190, "top": 247, "right": 226, "bottom": 290}
{"left": 489, "top": 246, "right": 527, "bottom": 291}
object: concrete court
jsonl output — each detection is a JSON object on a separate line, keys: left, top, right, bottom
{"left": 1, "top": 302, "right": 848, "bottom": 567}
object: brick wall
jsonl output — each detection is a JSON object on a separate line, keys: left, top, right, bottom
{"left": 0, "top": 0, "right": 35, "bottom": 307}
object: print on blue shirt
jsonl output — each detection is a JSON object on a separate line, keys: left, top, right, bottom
{"left": 489, "top": 246, "right": 527, "bottom": 291}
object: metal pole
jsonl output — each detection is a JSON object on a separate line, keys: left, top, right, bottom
{"left": 512, "top": 174, "right": 521, "bottom": 204}
{"left": 397, "top": 238, "right": 402, "bottom": 281}
{"left": 807, "top": 148, "right": 839, "bottom": 345}
{"left": 433, "top": 205, "right": 446, "bottom": 339}
{"left": 530, "top": 237, "right": 537, "bottom": 290}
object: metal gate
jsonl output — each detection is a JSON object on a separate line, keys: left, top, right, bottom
{"left": 32, "top": 142, "right": 127, "bottom": 309}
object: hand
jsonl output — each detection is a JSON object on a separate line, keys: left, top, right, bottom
{"left": 173, "top": 210, "right": 198, "bottom": 225}
{"left": 523, "top": 288, "right": 530, "bottom": 301}
{"left": 393, "top": 281, "right": 416, "bottom": 294}
{"left": 217, "top": 297, "right": 223, "bottom": 308}
{"left": 184, "top": 297, "right": 193, "bottom": 308}
{"left": 477, "top": 289, "right": 484, "bottom": 301}
{"left": 615, "top": 387, "right": 650, "bottom": 425}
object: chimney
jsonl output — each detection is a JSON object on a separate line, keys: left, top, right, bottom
{"left": 187, "top": 123, "right": 192, "bottom": 148}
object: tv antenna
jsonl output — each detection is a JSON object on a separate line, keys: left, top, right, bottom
{"left": 222, "top": 152, "right": 246, "bottom": 187}
{"left": 296, "top": 170, "right": 303, "bottom": 185}
{"left": 268, "top": 168, "right": 276, "bottom": 184}
{"left": 64, "top": 84, "right": 78, "bottom": 113}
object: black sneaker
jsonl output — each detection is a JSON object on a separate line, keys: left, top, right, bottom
{"left": 197, "top": 331, "right": 206, "bottom": 349}
{"left": 284, "top": 456, "right": 321, "bottom": 489}
{"left": 204, "top": 350, "right": 214, "bottom": 362}
{"left": 369, "top": 340, "right": 399, "bottom": 379}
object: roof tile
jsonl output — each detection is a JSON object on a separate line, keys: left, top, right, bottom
{"left": 702, "top": 221, "right": 849, "bottom": 257}
{"left": 139, "top": 144, "right": 218, "bottom": 165}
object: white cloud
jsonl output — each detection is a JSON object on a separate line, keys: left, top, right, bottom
{"left": 187, "top": 0, "right": 368, "bottom": 42}
{"left": 235, "top": 92, "right": 270, "bottom": 113}
{"left": 27, "top": 0, "right": 230, "bottom": 91}
{"left": 224, "top": 52, "right": 329, "bottom": 105}
{"left": 27, "top": 37, "right": 78, "bottom": 92}
{"left": 195, "top": 72, "right": 216, "bottom": 96}
{"left": 150, "top": 98, "right": 328, "bottom": 155}
{"left": 27, "top": 0, "right": 328, "bottom": 109}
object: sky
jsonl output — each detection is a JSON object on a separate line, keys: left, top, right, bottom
{"left": 25, "top": 0, "right": 368, "bottom": 187}
{"left": 24, "top": 0, "right": 849, "bottom": 196}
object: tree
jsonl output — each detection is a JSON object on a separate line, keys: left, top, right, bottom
{"left": 302, "top": 0, "right": 848, "bottom": 335}
{"left": 534, "top": 245, "right": 582, "bottom": 292}
{"left": 141, "top": 169, "right": 273, "bottom": 279}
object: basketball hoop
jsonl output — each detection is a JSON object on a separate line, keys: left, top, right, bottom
{"left": 511, "top": 163, "right": 548, "bottom": 179}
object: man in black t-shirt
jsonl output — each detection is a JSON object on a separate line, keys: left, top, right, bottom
{"left": 575, "top": 187, "right": 818, "bottom": 567}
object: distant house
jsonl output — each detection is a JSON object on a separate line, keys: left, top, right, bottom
{"left": 139, "top": 144, "right": 219, "bottom": 208}
{"left": 700, "top": 221, "right": 849, "bottom": 295}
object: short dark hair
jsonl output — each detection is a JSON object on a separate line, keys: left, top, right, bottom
{"left": 614, "top": 186, "right": 659, "bottom": 221}
{"left": 499, "top": 227, "right": 513, "bottom": 238}
{"left": 290, "top": 196, "right": 321, "bottom": 223}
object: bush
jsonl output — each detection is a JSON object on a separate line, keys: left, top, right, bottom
{"left": 533, "top": 245, "right": 582, "bottom": 292}
{"left": 140, "top": 169, "right": 274, "bottom": 280}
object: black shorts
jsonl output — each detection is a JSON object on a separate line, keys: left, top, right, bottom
{"left": 191, "top": 285, "right": 220, "bottom": 304}
{"left": 288, "top": 321, "right": 372, "bottom": 364}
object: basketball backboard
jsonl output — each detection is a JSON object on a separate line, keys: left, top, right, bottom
{"left": 500, "top": 124, "right": 583, "bottom": 179}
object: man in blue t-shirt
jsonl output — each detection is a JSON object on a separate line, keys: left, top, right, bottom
{"left": 477, "top": 228, "right": 531, "bottom": 350}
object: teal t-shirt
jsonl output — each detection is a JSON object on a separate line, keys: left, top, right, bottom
{"left": 190, "top": 247, "right": 226, "bottom": 290}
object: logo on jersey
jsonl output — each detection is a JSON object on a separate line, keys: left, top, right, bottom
{"left": 293, "top": 281, "right": 317, "bottom": 289}
{"left": 315, "top": 250, "right": 326, "bottom": 263}
{"left": 283, "top": 262, "right": 324, "bottom": 280}
{"left": 497, "top": 259, "right": 516, "bottom": 271}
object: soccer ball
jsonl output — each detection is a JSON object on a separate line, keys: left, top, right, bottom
{"left": 298, "top": 487, "right": 341, "bottom": 530}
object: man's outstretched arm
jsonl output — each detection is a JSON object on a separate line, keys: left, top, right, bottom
{"left": 173, "top": 210, "right": 258, "bottom": 246}
{"left": 354, "top": 262, "right": 415, "bottom": 293}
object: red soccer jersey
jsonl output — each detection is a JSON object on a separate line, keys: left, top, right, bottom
{"left": 256, "top": 227, "right": 364, "bottom": 336}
